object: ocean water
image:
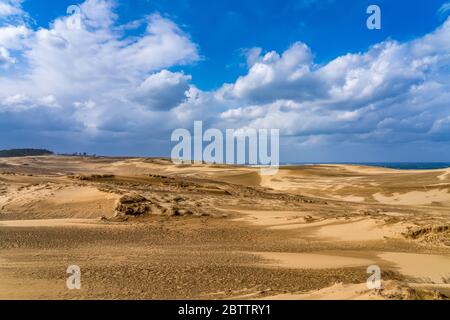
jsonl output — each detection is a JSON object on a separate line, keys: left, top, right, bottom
{"left": 281, "top": 162, "right": 450, "bottom": 170}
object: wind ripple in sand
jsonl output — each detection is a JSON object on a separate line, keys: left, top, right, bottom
{"left": 373, "top": 189, "right": 450, "bottom": 206}
{"left": 254, "top": 252, "right": 374, "bottom": 269}
{"left": 0, "top": 219, "right": 106, "bottom": 228}
{"left": 232, "top": 210, "right": 312, "bottom": 227}
{"left": 313, "top": 219, "right": 407, "bottom": 241}
{"left": 260, "top": 282, "right": 383, "bottom": 300}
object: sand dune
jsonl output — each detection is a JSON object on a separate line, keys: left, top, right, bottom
{"left": 314, "top": 219, "right": 408, "bottom": 241}
{"left": 254, "top": 252, "right": 375, "bottom": 269}
{"left": 0, "top": 219, "right": 106, "bottom": 228}
{"left": 373, "top": 189, "right": 450, "bottom": 206}
{"left": 0, "top": 156, "right": 449, "bottom": 300}
{"left": 0, "top": 184, "right": 119, "bottom": 220}
{"left": 262, "top": 282, "right": 384, "bottom": 300}
{"left": 378, "top": 252, "right": 450, "bottom": 284}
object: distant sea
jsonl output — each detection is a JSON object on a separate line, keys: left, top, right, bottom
{"left": 281, "top": 162, "right": 450, "bottom": 170}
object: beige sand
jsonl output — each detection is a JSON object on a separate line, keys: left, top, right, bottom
{"left": 373, "top": 189, "right": 450, "bottom": 206}
{"left": 254, "top": 252, "right": 375, "bottom": 269}
{"left": 262, "top": 282, "right": 383, "bottom": 300}
{"left": 268, "top": 218, "right": 342, "bottom": 230}
{"left": 438, "top": 169, "right": 450, "bottom": 181}
{"left": 0, "top": 219, "right": 105, "bottom": 228}
{"left": 0, "top": 156, "right": 449, "bottom": 300}
{"left": 379, "top": 252, "right": 450, "bottom": 283}
{"left": 314, "top": 219, "right": 407, "bottom": 241}
{"left": 332, "top": 195, "right": 366, "bottom": 202}
{"left": 0, "top": 185, "right": 119, "bottom": 219}
{"left": 232, "top": 210, "right": 312, "bottom": 226}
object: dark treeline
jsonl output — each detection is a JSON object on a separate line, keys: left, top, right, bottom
{"left": 0, "top": 149, "right": 54, "bottom": 157}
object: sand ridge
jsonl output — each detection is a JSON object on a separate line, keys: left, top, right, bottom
{"left": 0, "top": 156, "right": 449, "bottom": 300}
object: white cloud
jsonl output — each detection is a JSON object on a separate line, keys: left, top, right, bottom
{"left": 2, "top": 93, "right": 28, "bottom": 106}
{"left": 0, "top": 0, "right": 199, "bottom": 142}
{"left": 133, "top": 70, "right": 191, "bottom": 110}
{"left": 242, "top": 47, "right": 262, "bottom": 67}
{"left": 152, "top": 17, "right": 450, "bottom": 160}
{"left": 38, "top": 95, "right": 59, "bottom": 108}
{"left": 80, "top": 0, "right": 117, "bottom": 29}
{"left": 206, "top": 17, "right": 450, "bottom": 149}
{"left": 0, "top": 24, "right": 29, "bottom": 49}
{"left": 0, "top": 45, "right": 14, "bottom": 66}
{"left": 0, "top": 0, "right": 450, "bottom": 159}
{"left": 438, "top": 2, "right": 450, "bottom": 18}
{"left": 0, "top": 12, "right": 29, "bottom": 67}
{"left": 0, "top": 0, "right": 23, "bottom": 18}
{"left": 219, "top": 42, "right": 317, "bottom": 103}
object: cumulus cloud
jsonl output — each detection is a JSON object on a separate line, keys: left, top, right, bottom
{"left": 0, "top": 1, "right": 29, "bottom": 67}
{"left": 0, "top": 27, "right": 28, "bottom": 68}
{"left": 0, "top": 0, "right": 23, "bottom": 18}
{"left": 220, "top": 42, "right": 316, "bottom": 103}
{"left": 132, "top": 70, "right": 191, "bottom": 111}
{"left": 242, "top": 47, "right": 262, "bottom": 67}
{"left": 0, "top": 0, "right": 449, "bottom": 159}
{"left": 0, "top": 45, "right": 14, "bottom": 66}
{"left": 0, "top": 24, "right": 29, "bottom": 49}
{"left": 207, "top": 17, "right": 450, "bottom": 149}
{"left": 0, "top": 0, "right": 199, "bottom": 151}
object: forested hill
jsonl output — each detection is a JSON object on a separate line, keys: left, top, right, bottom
{"left": 0, "top": 149, "right": 54, "bottom": 157}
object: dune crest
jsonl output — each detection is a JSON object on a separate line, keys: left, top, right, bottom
{"left": 0, "top": 156, "right": 449, "bottom": 300}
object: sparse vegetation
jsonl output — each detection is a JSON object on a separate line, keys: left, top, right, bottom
{"left": 403, "top": 224, "right": 450, "bottom": 246}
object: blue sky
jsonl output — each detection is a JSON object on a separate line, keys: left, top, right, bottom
{"left": 1, "top": 0, "right": 450, "bottom": 161}
{"left": 21, "top": 0, "right": 449, "bottom": 90}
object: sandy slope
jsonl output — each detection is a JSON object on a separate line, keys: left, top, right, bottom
{"left": 0, "top": 156, "right": 449, "bottom": 300}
